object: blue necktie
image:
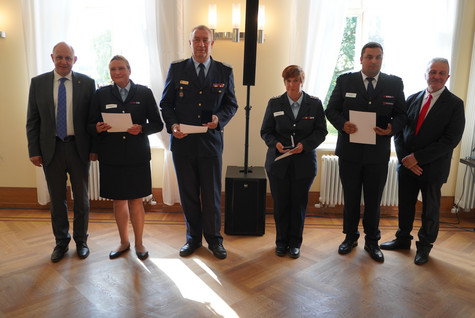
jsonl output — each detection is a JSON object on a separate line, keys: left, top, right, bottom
{"left": 198, "top": 63, "right": 206, "bottom": 85}
{"left": 291, "top": 102, "right": 299, "bottom": 118}
{"left": 57, "top": 78, "right": 67, "bottom": 140}
{"left": 120, "top": 88, "right": 128, "bottom": 101}
{"left": 367, "top": 77, "right": 375, "bottom": 99}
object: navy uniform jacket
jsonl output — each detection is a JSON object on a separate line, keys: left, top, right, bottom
{"left": 27, "top": 71, "right": 96, "bottom": 166}
{"left": 325, "top": 72, "right": 407, "bottom": 164}
{"left": 395, "top": 87, "right": 465, "bottom": 183}
{"left": 261, "top": 92, "right": 328, "bottom": 179}
{"left": 160, "top": 57, "right": 238, "bottom": 156}
{"left": 88, "top": 80, "right": 163, "bottom": 165}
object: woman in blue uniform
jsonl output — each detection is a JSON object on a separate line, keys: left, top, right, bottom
{"left": 89, "top": 55, "right": 163, "bottom": 260}
{"left": 261, "top": 65, "right": 327, "bottom": 258}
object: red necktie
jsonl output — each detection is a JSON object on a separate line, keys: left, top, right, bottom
{"left": 415, "top": 94, "right": 432, "bottom": 135}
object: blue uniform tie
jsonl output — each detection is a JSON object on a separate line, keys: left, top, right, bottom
{"left": 198, "top": 63, "right": 206, "bottom": 85}
{"left": 291, "top": 102, "right": 299, "bottom": 118}
{"left": 367, "top": 77, "right": 375, "bottom": 100}
{"left": 120, "top": 88, "right": 128, "bottom": 101}
{"left": 57, "top": 78, "right": 67, "bottom": 140}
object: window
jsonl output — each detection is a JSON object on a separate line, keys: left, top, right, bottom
{"left": 322, "top": 0, "right": 457, "bottom": 144}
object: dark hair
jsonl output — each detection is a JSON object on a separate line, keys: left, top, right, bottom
{"left": 361, "top": 42, "right": 383, "bottom": 57}
{"left": 109, "top": 55, "right": 131, "bottom": 71}
{"left": 282, "top": 65, "right": 305, "bottom": 83}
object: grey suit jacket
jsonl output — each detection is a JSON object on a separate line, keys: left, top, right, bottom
{"left": 26, "top": 71, "right": 96, "bottom": 166}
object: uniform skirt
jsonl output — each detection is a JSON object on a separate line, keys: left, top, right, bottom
{"left": 99, "top": 162, "right": 152, "bottom": 200}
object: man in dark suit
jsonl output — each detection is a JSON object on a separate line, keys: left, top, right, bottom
{"left": 325, "top": 42, "right": 407, "bottom": 262}
{"left": 26, "top": 42, "right": 96, "bottom": 262}
{"left": 160, "top": 25, "right": 238, "bottom": 259}
{"left": 380, "top": 58, "right": 465, "bottom": 265}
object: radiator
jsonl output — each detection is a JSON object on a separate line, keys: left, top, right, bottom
{"left": 88, "top": 160, "right": 106, "bottom": 200}
{"left": 459, "top": 165, "right": 475, "bottom": 211}
{"left": 319, "top": 155, "right": 399, "bottom": 207}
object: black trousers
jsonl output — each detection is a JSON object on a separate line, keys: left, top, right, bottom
{"left": 339, "top": 158, "right": 388, "bottom": 244}
{"left": 43, "top": 139, "right": 90, "bottom": 246}
{"left": 396, "top": 166, "right": 443, "bottom": 249}
{"left": 269, "top": 171, "right": 314, "bottom": 249}
{"left": 173, "top": 152, "right": 223, "bottom": 245}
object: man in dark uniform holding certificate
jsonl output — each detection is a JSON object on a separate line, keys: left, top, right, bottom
{"left": 325, "top": 42, "right": 407, "bottom": 262}
{"left": 160, "top": 25, "right": 238, "bottom": 259}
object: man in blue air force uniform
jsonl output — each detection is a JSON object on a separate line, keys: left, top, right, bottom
{"left": 160, "top": 25, "right": 238, "bottom": 259}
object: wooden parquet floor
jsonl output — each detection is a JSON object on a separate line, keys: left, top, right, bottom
{"left": 1, "top": 209, "right": 474, "bottom": 318}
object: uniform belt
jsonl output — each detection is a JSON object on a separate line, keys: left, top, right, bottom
{"left": 57, "top": 136, "right": 75, "bottom": 142}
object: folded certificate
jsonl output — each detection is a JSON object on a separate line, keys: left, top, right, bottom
{"left": 180, "top": 124, "right": 208, "bottom": 134}
{"left": 101, "top": 112, "right": 133, "bottom": 132}
{"left": 275, "top": 151, "right": 295, "bottom": 161}
{"left": 349, "top": 110, "right": 376, "bottom": 145}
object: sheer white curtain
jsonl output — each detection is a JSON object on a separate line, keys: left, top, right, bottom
{"left": 362, "top": 0, "right": 457, "bottom": 95}
{"left": 22, "top": 0, "right": 185, "bottom": 205}
{"left": 145, "top": 0, "right": 185, "bottom": 205}
{"left": 455, "top": 31, "right": 475, "bottom": 210}
{"left": 290, "top": 0, "right": 347, "bottom": 98}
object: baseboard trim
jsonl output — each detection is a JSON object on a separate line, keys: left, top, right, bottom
{"left": 1, "top": 187, "right": 473, "bottom": 219}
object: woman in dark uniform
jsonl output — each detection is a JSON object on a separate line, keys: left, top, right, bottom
{"left": 261, "top": 65, "right": 327, "bottom": 258}
{"left": 89, "top": 55, "right": 163, "bottom": 260}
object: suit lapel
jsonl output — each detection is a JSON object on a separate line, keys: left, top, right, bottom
{"left": 186, "top": 58, "right": 201, "bottom": 88}
{"left": 296, "top": 93, "right": 310, "bottom": 121}
{"left": 374, "top": 73, "right": 386, "bottom": 96}
{"left": 282, "top": 93, "right": 295, "bottom": 120}
{"left": 46, "top": 72, "right": 56, "bottom": 121}
{"left": 72, "top": 72, "right": 81, "bottom": 120}
{"left": 410, "top": 90, "right": 426, "bottom": 133}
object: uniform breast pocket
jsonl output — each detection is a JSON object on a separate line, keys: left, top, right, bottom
{"left": 211, "top": 86, "right": 225, "bottom": 96}
{"left": 176, "top": 85, "right": 191, "bottom": 99}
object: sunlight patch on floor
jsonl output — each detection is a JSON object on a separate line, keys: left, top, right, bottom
{"left": 151, "top": 258, "right": 238, "bottom": 318}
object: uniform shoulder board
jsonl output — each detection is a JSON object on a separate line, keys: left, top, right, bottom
{"left": 221, "top": 62, "right": 233, "bottom": 69}
{"left": 171, "top": 58, "right": 185, "bottom": 64}
{"left": 270, "top": 95, "right": 281, "bottom": 100}
{"left": 309, "top": 95, "right": 320, "bottom": 100}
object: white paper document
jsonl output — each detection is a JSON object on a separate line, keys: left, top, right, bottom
{"left": 180, "top": 124, "right": 208, "bottom": 134}
{"left": 101, "top": 112, "right": 133, "bottom": 132}
{"left": 349, "top": 110, "right": 376, "bottom": 145}
{"left": 275, "top": 151, "right": 295, "bottom": 161}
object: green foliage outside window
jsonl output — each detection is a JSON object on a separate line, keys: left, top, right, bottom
{"left": 324, "top": 17, "right": 357, "bottom": 136}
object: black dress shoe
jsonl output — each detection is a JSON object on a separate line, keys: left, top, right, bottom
{"left": 179, "top": 242, "right": 202, "bottom": 257}
{"left": 109, "top": 244, "right": 130, "bottom": 259}
{"left": 338, "top": 238, "right": 358, "bottom": 255}
{"left": 51, "top": 245, "right": 69, "bottom": 263}
{"left": 275, "top": 246, "right": 287, "bottom": 257}
{"left": 136, "top": 251, "right": 149, "bottom": 260}
{"left": 76, "top": 242, "right": 90, "bottom": 259}
{"left": 289, "top": 247, "right": 300, "bottom": 259}
{"left": 364, "top": 244, "right": 384, "bottom": 262}
{"left": 209, "top": 243, "right": 227, "bottom": 259}
{"left": 414, "top": 250, "right": 429, "bottom": 265}
{"left": 380, "top": 239, "right": 411, "bottom": 250}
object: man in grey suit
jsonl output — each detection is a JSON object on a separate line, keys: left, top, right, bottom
{"left": 380, "top": 58, "right": 465, "bottom": 265}
{"left": 26, "top": 42, "right": 96, "bottom": 262}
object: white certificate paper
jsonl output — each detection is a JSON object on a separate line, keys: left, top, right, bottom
{"left": 180, "top": 124, "right": 208, "bottom": 134}
{"left": 101, "top": 112, "right": 133, "bottom": 132}
{"left": 349, "top": 110, "right": 376, "bottom": 145}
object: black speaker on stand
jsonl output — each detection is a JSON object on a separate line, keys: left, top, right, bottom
{"left": 225, "top": 0, "right": 266, "bottom": 236}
